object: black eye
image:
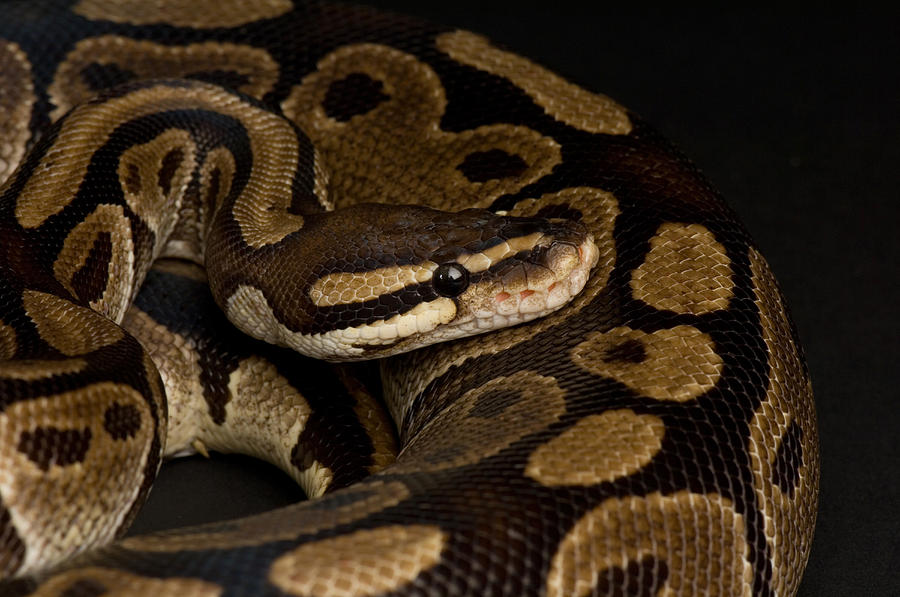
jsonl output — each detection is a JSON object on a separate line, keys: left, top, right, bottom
{"left": 432, "top": 263, "right": 469, "bottom": 297}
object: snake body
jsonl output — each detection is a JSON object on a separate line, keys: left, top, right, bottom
{"left": 0, "top": 1, "right": 818, "bottom": 595}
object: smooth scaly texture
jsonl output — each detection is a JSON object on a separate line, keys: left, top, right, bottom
{"left": 0, "top": 1, "right": 817, "bottom": 596}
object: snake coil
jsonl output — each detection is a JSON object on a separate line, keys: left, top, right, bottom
{"left": 0, "top": 2, "right": 817, "bottom": 596}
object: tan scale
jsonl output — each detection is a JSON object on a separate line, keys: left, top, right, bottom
{"left": 163, "top": 146, "right": 236, "bottom": 262}
{"left": 436, "top": 31, "right": 632, "bottom": 136}
{"left": 546, "top": 491, "right": 753, "bottom": 597}
{"left": 631, "top": 222, "right": 735, "bottom": 315}
{"left": 525, "top": 409, "right": 666, "bottom": 486}
{"left": 0, "top": 359, "right": 87, "bottom": 382}
{"left": 0, "top": 383, "right": 155, "bottom": 576}
{"left": 30, "top": 567, "right": 221, "bottom": 597}
{"left": 16, "top": 84, "right": 305, "bottom": 248}
{"left": 22, "top": 291, "right": 124, "bottom": 356}
{"left": 390, "top": 370, "right": 567, "bottom": 473}
{"left": 747, "top": 248, "right": 819, "bottom": 597}
{"left": 120, "top": 307, "right": 207, "bottom": 457}
{"left": 282, "top": 43, "right": 562, "bottom": 213}
{"left": 120, "top": 480, "right": 411, "bottom": 552}
{"left": 72, "top": 0, "right": 292, "bottom": 29}
{"left": 268, "top": 525, "right": 446, "bottom": 597}
{"left": 572, "top": 325, "right": 723, "bottom": 402}
{"left": 116, "top": 129, "right": 196, "bottom": 239}
{"left": 0, "top": 320, "right": 18, "bottom": 360}
{"left": 48, "top": 36, "right": 281, "bottom": 120}
{"left": 0, "top": 39, "right": 34, "bottom": 185}
{"left": 51, "top": 204, "right": 136, "bottom": 319}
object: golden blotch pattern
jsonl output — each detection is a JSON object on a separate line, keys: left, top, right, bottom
{"left": 48, "top": 36, "right": 280, "bottom": 120}
{"left": 436, "top": 31, "right": 632, "bottom": 135}
{"left": 282, "top": 43, "right": 561, "bottom": 213}
{"left": 72, "top": 0, "right": 292, "bottom": 29}
{"left": 0, "top": 383, "right": 154, "bottom": 575}
{"left": 382, "top": 186, "right": 619, "bottom": 417}
{"left": 268, "top": 525, "right": 446, "bottom": 597}
{"left": 23, "top": 291, "right": 124, "bottom": 356}
{"left": 546, "top": 491, "right": 752, "bottom": 597}
{"left": 16, "top": 83, "right": 303, "bottom": 247}
{"left": 0, "top": 320, "right": 17, "bottom": 360}
{"left": 526, "top": 409, "right": 665, "bottom": 486}
{"left": 117, "top": 129, "right": 196, "bottom": 238}
{"left": 31, "top": 567, "right": 220, "bottom": 597}
{"left": 121, "top": 480, "right": 410, "bottom": 553}
{"left": 0, "top": 359, "right": 87, "bottom": 381}
{"left": 389, "top": 370, "right": 567, "bottom": 473}
{"left": 748, "top": 248, "right": 819, "bottom": 597}
{"left": 572, "top": 325, "right": 722, "bottom": 402}
{"left": 0, "top": 40, "right": 34, "bottom": 185}
{"left": 51, "top": 204, "right": 135, "bottom": 321}
{"left": 631, "top": 222, "right": 734, "bottom": 314}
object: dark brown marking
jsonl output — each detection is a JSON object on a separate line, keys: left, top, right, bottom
{"left": 80, "top": 62, "right": 136, "bottom": 91}
{"left": 469, "top": 388, "right": 519, "bottom": 419}
{"left": 773, "top": 420, "right": 804, "bottom": 496}
{"left": 0, "top": 499, "right": 26, "bottom": 578}
{"left": 17, "top": 426, "right": 92, "bottom": 471}
{"left": 124, "top": 163, "right": 141, "bottom": 195}
{"left": 187, "top": 69, "right": 251, "bottom": 90}
{"left": 60, "top": 578, "right": 108, "bottom": 597}
{"left": 602, "top": 339, "right": 647, "bottom": 364}
{"left": 595, "top": 556, "right": 669, "bottom": 597}
{"left": 457, "top": 149, "right": 528, "bottom": 182}
{"left": 322, "top": 73, "right": 389, "bottom": 122}
{"left": 157, "top": 148, "right": 184, "bottom": 196}
{"left": 71, "top": 231, "right": 113, "bottom": 304}
{"left": 535, "top": 203, "right": 584, "bottom": 222}
{"left": 205, "top": 167, "right": 222, "bottom": 212}
{"left": 103, "top": 402, "right": 142, "bottom": 440}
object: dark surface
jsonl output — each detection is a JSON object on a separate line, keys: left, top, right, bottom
{"left": 132, "top": 3, "right": 899, "bottom": 595}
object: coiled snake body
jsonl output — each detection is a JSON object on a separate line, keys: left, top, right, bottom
{"left": 0, "top": 1, "right": 818, "bottom": 595}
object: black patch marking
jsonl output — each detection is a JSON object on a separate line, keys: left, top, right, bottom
{"left": 595, "top": 556, "right": 670, "bottom": 596}
{"left": 205, "top": 167, "right": 222, "bottom": 212}
{"left": 17, "top": 426, "right": 92, "bottom": 471}
{"left": 157, "top": 148, "right": 184, "bottom": 196}
{"left": 187, "top": 69, "right": 251, "bottom": 90}
{"left": 322, "top": 73, "right": 389, "bottom": 121}
{"left": 773, "top": 420, "right": 803, "bottom": 496}
{"left": 603, "top": 339, "right": 647, "bottom": 364}
{"left": 71, "top": 231, "right": 113, "bottom": 305}
{"left": 60, "top": 578, "right": 108, "bottom": 597}
{"left": 123, "top": 163, "right": 141, "bottom": 195}
{"left": 103, "top": 402, "right": 142, "bottom": 440}
{"left": 80, "top": 62, "right": 136, "bottom": 91}
{"left": 457, "top": 149, "right": 528, "bottom": 182}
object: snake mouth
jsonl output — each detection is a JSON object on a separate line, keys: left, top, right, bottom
{"left": 492, "top": 235, "right": 598, "bottom": 317}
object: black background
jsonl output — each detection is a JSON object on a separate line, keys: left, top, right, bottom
{"left": 131, "top": 3, "right": 899, "bottom": 595}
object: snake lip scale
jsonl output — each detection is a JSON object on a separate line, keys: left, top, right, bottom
{"left": 0, "top": 1, "right": 817, "bottom": 596}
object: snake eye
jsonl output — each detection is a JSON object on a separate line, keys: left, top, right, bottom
{"left": 432, "top": 263, "right": 470, "bottom": 297}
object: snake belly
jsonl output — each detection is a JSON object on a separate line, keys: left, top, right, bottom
{"left": 0, "top": 1, "right": 818, "bottom": 596}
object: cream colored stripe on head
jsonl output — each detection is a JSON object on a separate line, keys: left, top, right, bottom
{"left": 308, "top": 231, "right": 545, "bottom": 308}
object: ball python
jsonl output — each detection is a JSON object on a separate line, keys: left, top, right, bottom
{"left": 0, "top": 1, "right": 819, "bottom": 595}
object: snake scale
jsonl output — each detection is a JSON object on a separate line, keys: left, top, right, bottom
{"left": 0, "top": 1, "right": 818, "bottom": 595}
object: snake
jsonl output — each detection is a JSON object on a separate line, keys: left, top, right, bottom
{"left": 0, "top": 1, "right": 819, "bottom": 595}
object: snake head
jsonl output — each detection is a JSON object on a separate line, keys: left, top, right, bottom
{"left": 217, "top": 204, "right": 598, "bottom": 361}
